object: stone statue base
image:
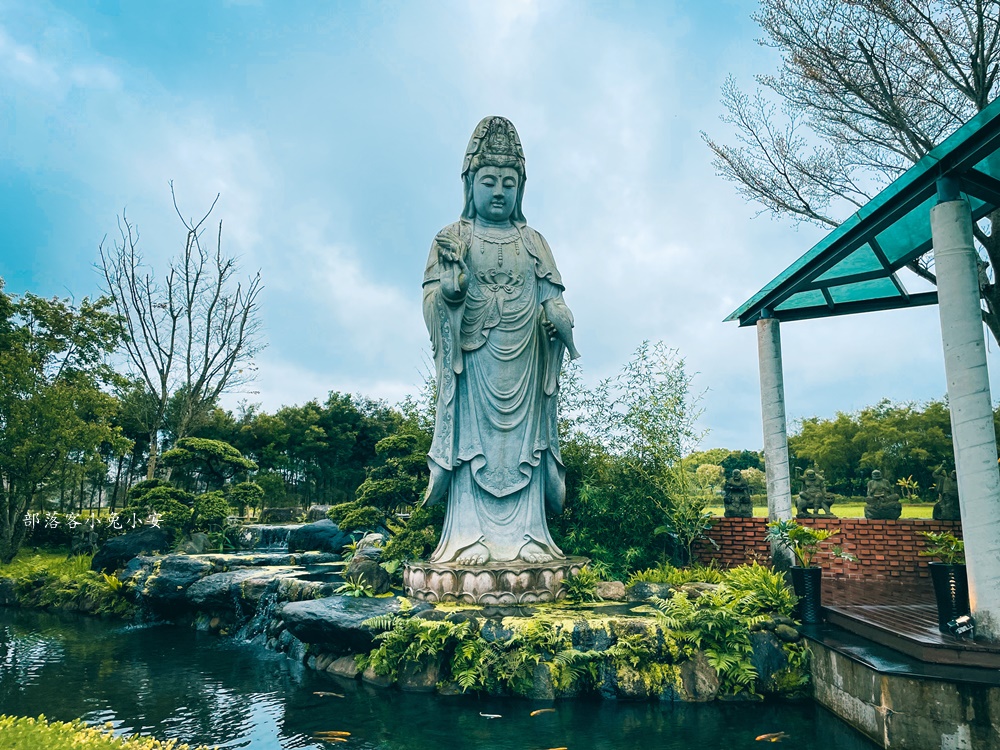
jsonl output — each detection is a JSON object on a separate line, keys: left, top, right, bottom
{"left": 864, "top": 499, "right": 902, "bottom": 520}
{"left": 403, "top": 556, "right": 590, "bottom": 605}
{"left": 932, "top": 499, "right": 961, "bottom": 521}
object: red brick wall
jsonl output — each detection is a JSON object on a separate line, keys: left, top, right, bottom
{"left": 693, "top": 516, "right": 963, "bottom": 582}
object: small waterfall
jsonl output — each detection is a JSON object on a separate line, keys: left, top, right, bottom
{"left": 238, "top": 524, "right": 300, "bottom": 552}
{"left": 235, "top": 590, "right": 280, "bottom": 646}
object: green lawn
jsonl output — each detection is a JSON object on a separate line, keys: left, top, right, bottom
{"left": 707, "top": 503, "right": 934, "bottom": 519}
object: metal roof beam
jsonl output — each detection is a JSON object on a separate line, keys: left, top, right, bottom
{"left": 771, "top": 291, "right": 938, "bottom": 323}
{"left": 961, "top": 168, "right": 1000, "bottom": 207}
{"left": 803, "top": 269, "right": 887, "bottom": 291}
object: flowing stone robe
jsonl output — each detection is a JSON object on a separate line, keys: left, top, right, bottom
{"left": 422, "top": 219, "right": 568, "bottom": 563}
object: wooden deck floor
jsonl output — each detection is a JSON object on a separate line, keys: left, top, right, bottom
{"left": 820, "top": 578, "right": 1000, "bottom": 669}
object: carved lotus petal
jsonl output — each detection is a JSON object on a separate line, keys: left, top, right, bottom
{"left": 462, "top": 570, "right": 496, "bottom": 598}
{"left": 539, "top": 569, "right": 557, "bottom": 590}
{"left": 500, "top": 570, "right": 534, "bottom": 595}
{"left": 436, "top": 569, "right": 458, "bottom": 594}
{"left": 405, "top": 568, "right": 425, "bottom": 590}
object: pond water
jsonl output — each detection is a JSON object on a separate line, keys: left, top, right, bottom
{"left": 0, "top": 607, "right": 879, "bottom": 750}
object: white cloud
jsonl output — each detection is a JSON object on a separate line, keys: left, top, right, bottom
{"left": 0, "top": 22, "right": 120, "bottom": 94}
{"left": 0, "top": 25, "right": 58, "bottom": 88}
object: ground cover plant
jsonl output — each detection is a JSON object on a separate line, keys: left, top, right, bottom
{"left": 0, "top": 551, "right": 134, "bottom": 617}
{"left": 0, "top": 715, "right": 214, "bottom": 750}
{"left": 356, "top": 561, "right": 808, "bottom": 700}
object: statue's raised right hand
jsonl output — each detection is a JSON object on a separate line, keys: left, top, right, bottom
{"left": 435, "top": 230, "right": 468, "bottom": 300}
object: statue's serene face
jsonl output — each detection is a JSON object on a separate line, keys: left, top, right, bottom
{"left": 472, "top": 166, "right": 519, "bottom": 224}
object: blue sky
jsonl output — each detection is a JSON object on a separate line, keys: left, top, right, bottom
{"left": 1, "top": 0, "right": 986, "bottom": 450}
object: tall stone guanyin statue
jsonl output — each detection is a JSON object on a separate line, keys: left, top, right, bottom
{"left": 405, "top": 117, "right": 586, "bottom": 603}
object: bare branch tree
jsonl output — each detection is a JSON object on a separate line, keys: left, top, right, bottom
{"left": 100, "top": 184, "right": 264, "bottom": 478}
{"left": 704, "top": 0, "right": 1000, "bottom": 341}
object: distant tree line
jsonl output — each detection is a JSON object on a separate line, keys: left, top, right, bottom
{"left": 787, "top": 399, "right": 978, "bottom": 499}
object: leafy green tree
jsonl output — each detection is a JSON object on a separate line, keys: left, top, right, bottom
{"left": 232, "top": 392, "right": 400, "bottom": 507}
{"left": 227, "top": 481, "right": 264, "bottom": 517}
{"left": 123, "top": 479, "right": 194, "bottom": 539}
{"left": 685, "top": 448, "right": 764, "bottom": 474}
{"left": 694, "top": 464, "right": 725, "bottom": 493}
{"left": 0, "top": 282, "right": 130, "bottom": 562}
{"left": 329, "top": 420, "right": 432, "bottom": 535}
{"left": 742, "top": 467, "right": 767, "bottom": 495}
{"left": 161, "top": 437, "right": 257, "bottom": 491}
{"left": 552, "top": 342, "right": 705, "bottom": 575}
{"left": 720, "top": 450, "right": 764, "bottom": 473}
{"left": 192, "top": 490, "right": 233, "bottom": 532}
{"left": 355, "top": 430, "right": 431, "bottom": 513}
{"left": 790, "top": 399, "right": 954, "bottom": 495}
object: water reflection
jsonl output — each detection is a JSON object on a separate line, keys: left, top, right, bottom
{"left": 0, "top": 608, "right": 878, "bottom": 750}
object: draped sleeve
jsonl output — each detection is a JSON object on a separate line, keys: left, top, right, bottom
{"left": 422, "top": 221, "right": 472, "bottom": 501}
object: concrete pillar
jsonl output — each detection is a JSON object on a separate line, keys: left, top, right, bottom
{"left": 757, "top": 316, "right": 794, "bottom": 561}
{"left": 932, "top": 197, "right": 1000, "bottom": 642}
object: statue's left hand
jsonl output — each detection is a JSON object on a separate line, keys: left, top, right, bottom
{"left": 542, "top": 318, "right": 558, "bottom": 341}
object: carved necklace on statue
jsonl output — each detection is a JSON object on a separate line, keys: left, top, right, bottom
{"left": 473, "top": 223, "right": 521, "bottom": 268}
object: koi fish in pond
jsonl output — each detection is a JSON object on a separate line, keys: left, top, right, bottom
{"left": 313, "top": 691, "right": 345, "bottom": 698}
{"left": 755, "top": 732, "right": 788, "bottom": 742}
{"left": 529, "top": 708, "right": 556, "bottom": 716}
{"left": 479, "top": 712, "right": 502, "bottom": 719}
{"left": 314, "top": 730, "right": 351, "bottom": 742}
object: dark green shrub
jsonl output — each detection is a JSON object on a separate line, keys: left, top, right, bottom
{"left": 192, "top": 491, "right": 233, "bottom": 532}
{"left": 561, "top": 567, "right": 602, "bottom": 603}
{"left": 227, "top": 481, "right": 264, "bottom": 516}
{"left": 382, "top": 504, "right": 444, "bottom": 563}
{"left": 327, "top": 501, "right": 384, "bottom": 532}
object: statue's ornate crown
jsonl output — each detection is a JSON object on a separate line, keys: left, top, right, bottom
{"left": 463, "top": 116, "right": 525, "bottom": 178}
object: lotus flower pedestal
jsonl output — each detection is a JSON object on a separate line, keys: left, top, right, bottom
{"left": 403, "top": 556, "right": 589, "bottom": 605}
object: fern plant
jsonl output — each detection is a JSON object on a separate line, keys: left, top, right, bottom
{"left": 721, "top": 562, "right": 797, "bottom": 617}
{"left": 652, "top": 589, "right": 763, "bottom": 694}
{"left": 561, "top": 567, "right": 602, "bottom": 603}
{"left": 627, "top": 562, "right": 725, "bottom": 586}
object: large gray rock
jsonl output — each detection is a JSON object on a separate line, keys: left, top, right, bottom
{"left": 626, "top": 581, "right": 674, "bottom": 601}
{"left": 91, "top": 527, "right": 172, "bottom": 573}
{"left": 306, "top": 505, "right": 332, "bottom": 522}
{"left": 0, "top": 578, "right": 15, "bottom": 606}
{"left": 595, "top": 581, "right": 626, "bottom": 601}
{"left": 177, "top": 532, "right": 210, "bottom": 555}
{"left": 186, "top": 568, "right": 285, "bottom": 610}
{"left": 678, "top": 651, "right": 720, "bottom": 701}
{"left": 569, "top": 619, "right": 613, "bottom": 651}
{"left": 327, "top": 655, "right": 361, "bottom": 679}
{"left": 343, "top": 557, "right": 391, "bottom": 595}
{"left": 279, "top": 596, "right": 427, "bottom": 654}
{"left": 287, "top": 519, "right": 350, "bottom": 554}
{"left": 124, "top": 555, "right": 215, "bottom": 607}
{"left": 398, "top": 659, "right": 441, "bottom": 692}
{"left": 749, "top": 631, "right": 790, "bottom": 693}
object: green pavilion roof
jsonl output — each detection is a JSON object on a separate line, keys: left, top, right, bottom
{"left": 727, "top": 96, "right": 1000, "bottom": 327}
